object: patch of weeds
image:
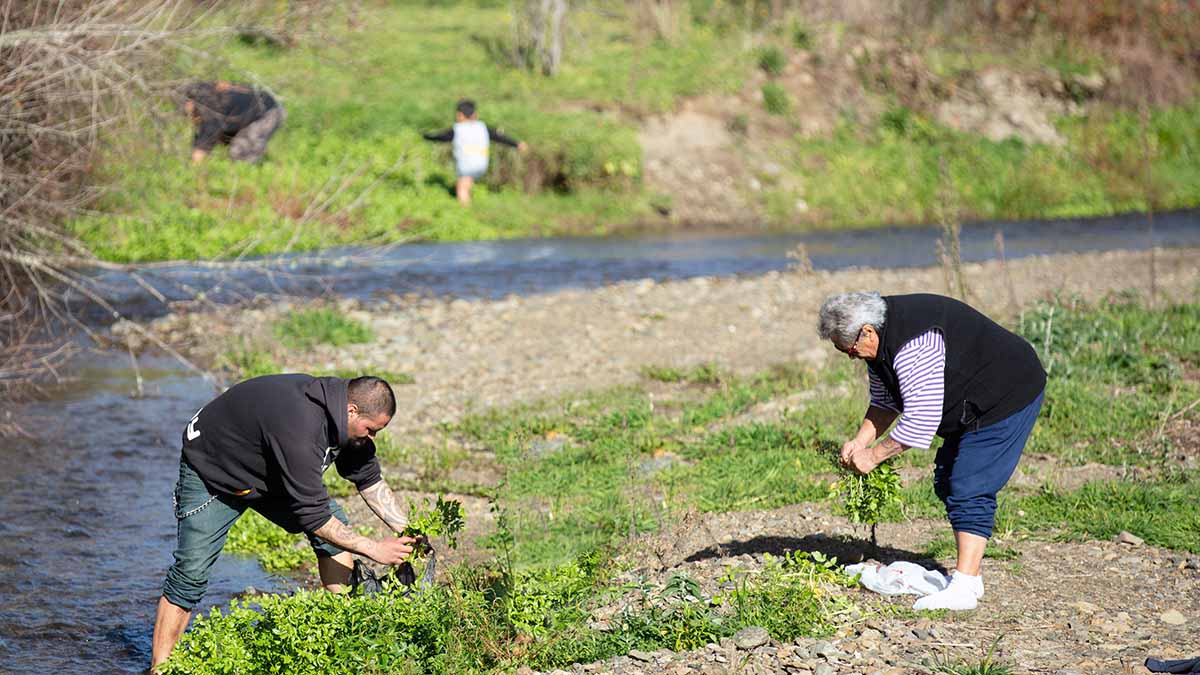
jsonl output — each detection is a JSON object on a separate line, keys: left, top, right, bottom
{"left": 926, "top": 637, "right": 1014, "bottom": 675}
{"left": 641, "top": 364, "right": 686, "bottom": 383}
{"left": 792, "top": 22, "right": 814, "bottom": 50}
{"left": 225, "top": 510, "right": 310, "bottom": 573}
{"left": 165, "top": 546, "right": 861, "bottom": 675}
{"left": 272, "top": 308, "right": 375, "bottom": 351}
{"left": 757, "top": 45, "right": 787, "bottom": 76}
{"left": 762, "top": 82, "right": 790, "bottom": 115}
{"left": 640, "top": 362, "right": 722, "bottom": 385}
{"left": 216, "top": 341, "right": 280, "bottom": 379}
{"left": 715, "top": 551, "right": 858, "bottom": 640}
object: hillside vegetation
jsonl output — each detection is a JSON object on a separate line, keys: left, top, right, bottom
{"left": 69, "top": 0, "right": 1200, "bottom": 261}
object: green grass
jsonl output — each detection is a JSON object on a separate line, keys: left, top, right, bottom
{"left": 922, "top": 532, "right": 1020, "bottom": 562}
{"left": 273, "top": 308, "right": 374, "bottom": 350}
{"left": 1015, "top": 294, "right": 1200, "bottom": 464}
{"left": 639, "top": 361, "right": 722, "bottom": 384}
{"left": 782, "top": 101, "right": 1200, "bottom": 227}
{"left": 997, "top": 473, "right": 1200, "bottom": 553}
{"left": 757, "top": 46, "right": 787, "bottom": 75}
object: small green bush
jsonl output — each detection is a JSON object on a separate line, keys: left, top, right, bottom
{"left": 792, "top": 22, "right": 814, "bottom": 50}
{"left": 762, "top": 83, "right": 790, "bottom": 115}
{"left": 757, "top": 46, "right": 787, "bottom": 76}
{"left": 273, "top": 308, "right": 375, "bottom": 350}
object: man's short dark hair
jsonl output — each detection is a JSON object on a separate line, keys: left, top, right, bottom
{"left": 348, "top": 376, "right": 396, "bottom": 418}
{"left": 456, "top": 99, "right": 476, "bottom": 118}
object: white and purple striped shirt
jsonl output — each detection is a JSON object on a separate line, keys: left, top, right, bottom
{"left": 868, "top": 329, "right": 945, "bottom": 449}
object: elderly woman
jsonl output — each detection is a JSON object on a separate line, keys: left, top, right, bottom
{"left": 817, "top": 292, "right": 1045, "bottom": 611}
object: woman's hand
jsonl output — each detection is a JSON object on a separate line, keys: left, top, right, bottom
{"left": 844, "top": 444, "right": 882, "bottom": 475}
{"left": 840, "top": 438, "right": 867, "bottom": 465}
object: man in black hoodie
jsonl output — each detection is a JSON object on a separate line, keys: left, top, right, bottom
{"left": 150, "top": 374, "right": 415, "bottom": 671}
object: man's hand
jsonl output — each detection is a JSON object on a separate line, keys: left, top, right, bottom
{"left": 517, "top": 141, "right": 529, "bottom": 153}
{"left": 369, "top": 536, "right": 416, "bottom": 565}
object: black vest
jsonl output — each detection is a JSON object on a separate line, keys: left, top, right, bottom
{"left": 866, "top": 294, "right": 1046, "bottom": 437}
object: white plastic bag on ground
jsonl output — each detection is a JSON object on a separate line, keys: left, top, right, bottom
{"left": 844, "top": 561, "right": 949, "bottom": 597}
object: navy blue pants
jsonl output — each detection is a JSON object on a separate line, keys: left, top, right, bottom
{"left": 933, "top": 391, "right": 1044, "bottom": 539}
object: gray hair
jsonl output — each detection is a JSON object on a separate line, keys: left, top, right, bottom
{"left": 816, "top": 292, "right": 887, "bottom": 346}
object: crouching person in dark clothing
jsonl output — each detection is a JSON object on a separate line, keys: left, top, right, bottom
{"left": 150, "top": 375, "right": 416, "bottom": 671}
{"left": 182, "top": 80, "right": 285, "bottom": 164}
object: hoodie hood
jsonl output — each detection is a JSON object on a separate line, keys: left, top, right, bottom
{"left": 304, "top": 376, "right": 349, "bottom": 449}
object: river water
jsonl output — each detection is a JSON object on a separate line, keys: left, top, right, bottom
{"left": 0, "top": 356, "right": 277, "bottom": 674}
{"left": 82, "top": 209, "right": 1199, "bottom": 320}
{"left": 4, "top": 211, "right": 1200, "bottom": 673}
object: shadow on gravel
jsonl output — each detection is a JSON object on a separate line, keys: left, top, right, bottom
{"left": 684, "top": 533, "right": 949, "bottom": 574}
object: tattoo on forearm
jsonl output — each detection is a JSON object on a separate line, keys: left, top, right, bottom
{"left": 360, "top": 481, "right": 408, "bottom": 534}
{"left": 312, "top": 516, "right": 375, "bottom": 557}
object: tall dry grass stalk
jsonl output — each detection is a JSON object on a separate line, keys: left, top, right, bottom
{"left": 994, "top": 231, "right": 1018, "bottom": 311}
{"left": 934, "top": 158, "right": 967, "bottom": 301}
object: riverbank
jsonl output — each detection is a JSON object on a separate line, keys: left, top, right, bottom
{"left": 144, "top": 247, "right": 1199, "bottom": 436}
{"left": 153, "top": 247, "right": 1200, "bottom": 675}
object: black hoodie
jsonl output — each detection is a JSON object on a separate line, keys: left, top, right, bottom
{"left": 181, "top": 374, "right": 382, "bottom": 533}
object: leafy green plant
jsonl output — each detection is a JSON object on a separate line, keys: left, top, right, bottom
{"left": 824, "top": 442, "right": 902, "bottom": 549}
{"left": 225, "top": 510, "right": 310, "bottom": 573}
{"left": 762, "top": 82, "right": 790, "bottom": 115}
{"left": 401, "top": 495, "right": 466, "bottom": 550}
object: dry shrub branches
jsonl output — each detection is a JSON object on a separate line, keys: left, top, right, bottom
{"left": 0, "top": 0, "right": 351, "bottom": 405}
{"left": 0, "top": 0, "right": 202, "bottom": 396}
